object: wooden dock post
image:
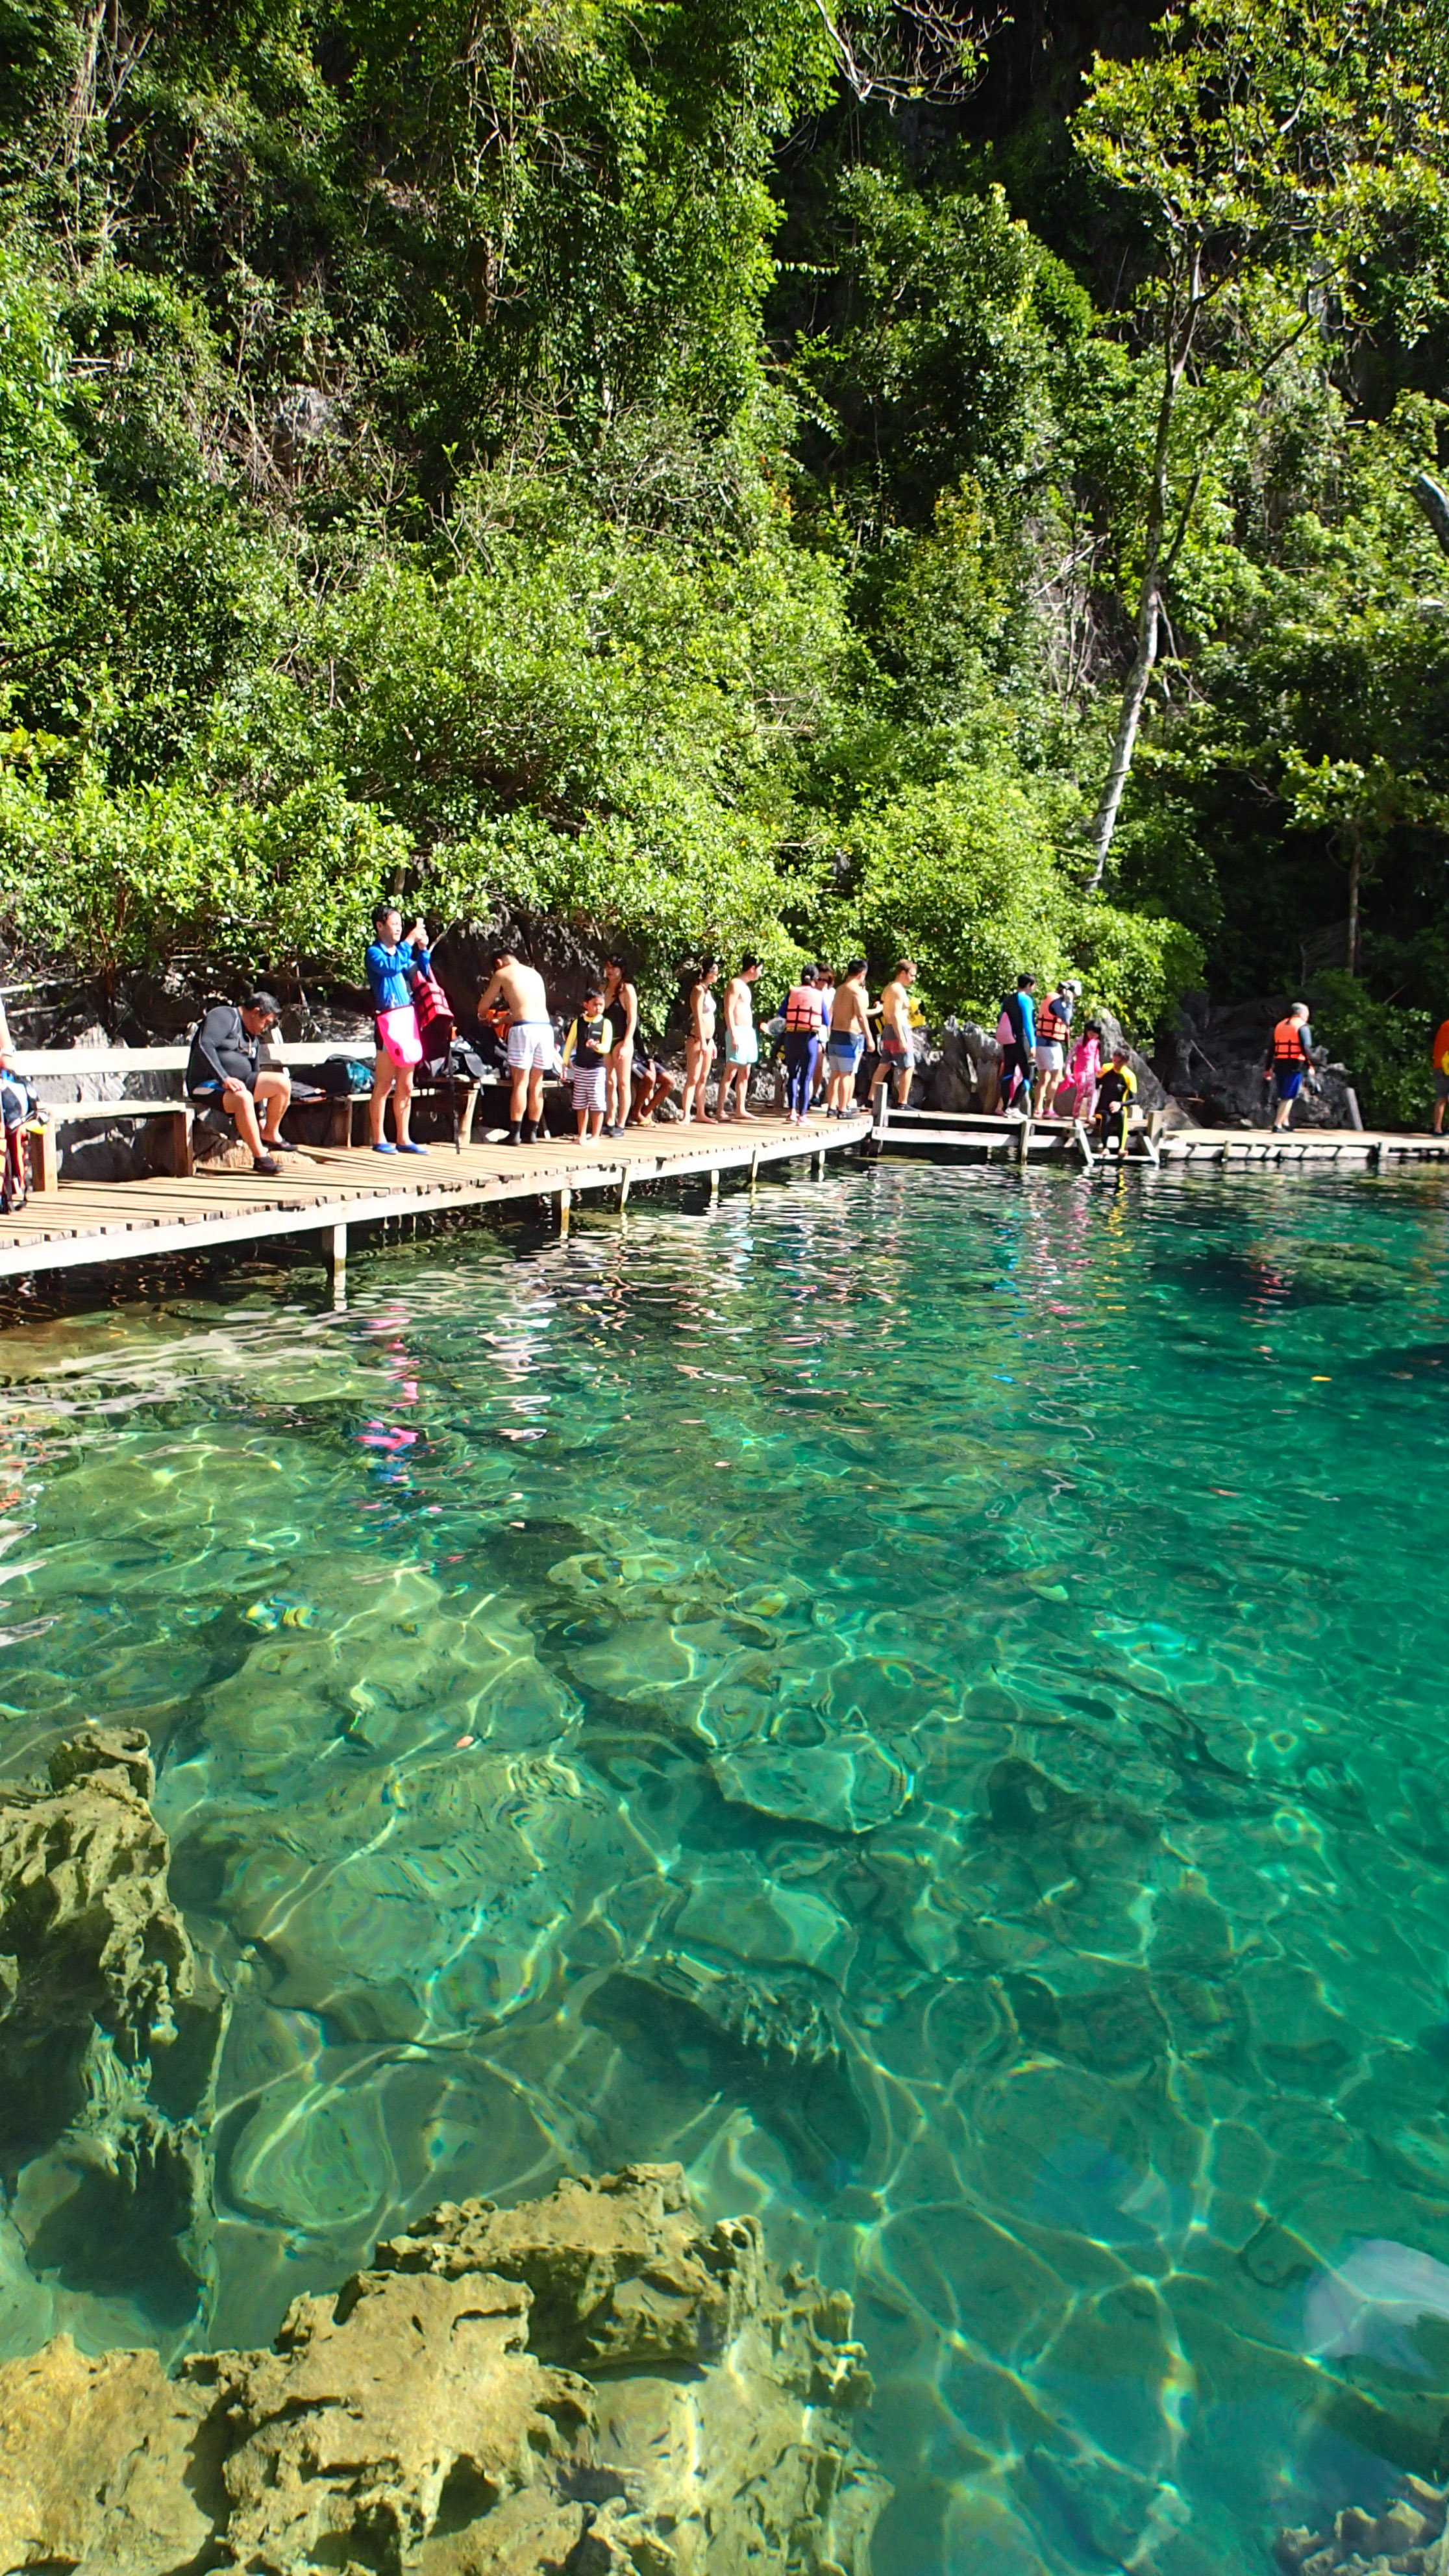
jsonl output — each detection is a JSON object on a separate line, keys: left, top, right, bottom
{"left": 749, "top": 1148, "right": 760, "bottom": 1189}
{"left": 1015, "top": 1115, "right": 1032, "bottom": 1166}
{"left": 708, "top": 1167, "right": 721, "bottom": 1205}
{"left": 1072, "top": 1118, "right": 1095, "bottom": 1172}
{"left": 557, "top": 1186, "right": 572, "bottom": 1235}
{"left": 815, "top": 1145, "right": 826, "bottom": 1179}
{"left": 618, "top": 1166, "right": 631, "bottom": 1213}
{"left": 327, "top": 1220, "right": 347, "bottom": 1307}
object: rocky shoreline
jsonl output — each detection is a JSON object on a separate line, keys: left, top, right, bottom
{"left": 0, "top": 1730, "right": 889, "bottom": 2575}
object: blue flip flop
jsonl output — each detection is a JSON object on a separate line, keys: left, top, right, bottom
{"left": 372, "top": 1140, "right": 398, "bottom": 1154}
{"left": 399, "top": 1141, "right": 430, "bottom": 1155}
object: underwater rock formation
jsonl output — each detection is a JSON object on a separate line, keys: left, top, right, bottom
{"left": 0, "top": 2161, "right": 888, "bottom": 2576}
{"left": 0, "top": 1728, "right": 221, "bottom": 2357}
{"left": 1276, "top": 2474, "right": 1449, "bottom": 2573}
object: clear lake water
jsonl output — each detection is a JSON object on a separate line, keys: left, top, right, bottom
{"left": 3, "top": 1156, "right": 1449, "bottom": 2573}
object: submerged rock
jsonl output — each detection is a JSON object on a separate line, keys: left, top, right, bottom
{"left": 1276, "top": 2473, "right": 1449, "bottom": 2573}
{"left": 0, "top": 1729, "right": 221, "bottom": 2354}
{"left": 0, "top": 2161, "right": 890, "bottom": 2575}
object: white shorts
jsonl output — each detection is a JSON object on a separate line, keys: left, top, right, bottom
{"left": 1037, "top": 1041, "right": 1064, "bottom": 1072}
{"left": 724, "top": 1030, "right": 758, "bottom": 1067}
{"left": 508, "top": 1021, "right": 555, "bottom": 1072}
{"left": 571, "top": 1065, "right": 607, "bottom": 1113}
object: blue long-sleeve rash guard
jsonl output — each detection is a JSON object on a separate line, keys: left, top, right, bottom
{"left": 365, "top": 938, "right": 430, "bottom": 1015}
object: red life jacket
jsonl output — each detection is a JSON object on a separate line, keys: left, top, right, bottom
{"left": 1272, "top": 1016, "right": 1307, "bottom": 1063}
{"left": 785, "top": 985, "right": 821, "bottom": 1032}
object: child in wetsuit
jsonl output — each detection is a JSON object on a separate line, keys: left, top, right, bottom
{"left": 1093, "top": 1048, "right": 1137, "bottom": 1152}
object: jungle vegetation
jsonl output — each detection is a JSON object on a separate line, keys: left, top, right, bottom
{"left": 1, "top": 0, "right": 1447, "bottom": 1081}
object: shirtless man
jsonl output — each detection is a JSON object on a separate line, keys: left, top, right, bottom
{"left": 869, "top": 961, "right": 917, "bottom": 1111}
{"left": 716, "top": 955, "right": 762, "bottom": 1121}
{"left": 826, "top": 960, "right": 871, "bottom": 1116}
{"left": 478, "top": 948, "right": 554, "bottom": 1144}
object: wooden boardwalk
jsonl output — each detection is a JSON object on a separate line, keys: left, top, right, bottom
{"left": 0, "top": 1114, "right": 871, "bottom": 1295}
{"left": 869, "top": 1103, "right": 1449, "bottom": 1172}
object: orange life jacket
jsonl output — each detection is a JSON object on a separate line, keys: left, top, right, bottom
{"left": 1433, "top": 1019, "right": 1449, "bottom": 1074}
{"left": 1272, "top": 1016, "right": 1307, "bottom": 1063}
{"left": 1037, "top": 997, "right": 1070, "bottom": 1043}
{"left": 785, "top": 985, "right": 821, "bottom": 1032}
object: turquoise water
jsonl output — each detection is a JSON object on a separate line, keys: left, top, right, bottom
{"left": 3, "top": 1159, "right": 1449, "bottom": 2571}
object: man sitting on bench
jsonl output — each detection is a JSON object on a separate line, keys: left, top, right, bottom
{"left": 187, "top": 991, "right": 295, "bottom": 1173}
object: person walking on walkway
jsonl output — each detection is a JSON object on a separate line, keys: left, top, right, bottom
{"left": 601, "top": 956, "right": 638, "bottom": 1136}
{"left": 826, "top": 960, "right": 871, "bottom": 1116}
{"left": 479, "top": 948, "right": 554, "bottom": 1144}
{"left": 1033, "top": 979, "right": 1078, "bottom": 1117}
{"left": 1265, "top": 1002, "right": 1316, "bottom": 1132}
{"left": 869, "top": 961, "right": 918, "bottom": 1113}
{"left": 366, "top": 905, "right": 430, "bottom": 1155}
{"left": 782, "top": 967, "right": 826, "bottom": 1124}
{"left": 680, "top": 960, "right": 719, "bottom": 1124}
{"left": 188, "top": 992, "right": 295, "bottom": 1173}
{"left": 717, "top": 956, "right": 762, "bottom": 1122}
{"left": 997, "top": 972, "right": 1037, "bottom": 1114}
{"left": 1431, "top": 1013, "right": 1449, "bottom": 1134}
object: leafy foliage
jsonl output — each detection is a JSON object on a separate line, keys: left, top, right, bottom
{"left": 0, "top": 0, "right": 1446, "bottom": 1087}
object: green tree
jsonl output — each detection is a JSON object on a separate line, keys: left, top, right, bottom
{"left": 1075, "top": 0, "right": 1449, "bottom": 886}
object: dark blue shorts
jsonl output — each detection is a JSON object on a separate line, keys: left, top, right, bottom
{"left": 1274, "top": 1067, "right": 1303, "bottom": 1100}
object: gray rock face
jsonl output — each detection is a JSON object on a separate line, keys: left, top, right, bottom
{"left": 0, "top": 1729, "right": 221, "bottom": 2357}
{"left": 1161, "top": 991, "right": 1359, "bottom": 1128}
{"left": 0, "top": 2162, "right": 889, "bottom": 2576}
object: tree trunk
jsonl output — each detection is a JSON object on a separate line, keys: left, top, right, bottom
{"left": 1085, "top": 578, "right": 1161, "bottom": 890}
{"left": 1086, "top": 257, "right": 1201, "bottom": 891}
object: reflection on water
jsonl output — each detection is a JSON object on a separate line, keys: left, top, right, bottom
{"left": 3, "top": 1161, "right": 1449, "bottom": 2573}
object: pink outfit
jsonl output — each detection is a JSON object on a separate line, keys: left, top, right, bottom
{"left": 1061, "top": 1034, "right": 1101, "bottom": 1119}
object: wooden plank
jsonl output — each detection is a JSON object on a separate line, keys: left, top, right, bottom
{"left": 0, "top": 1116, "right": 871, "bottom": 1285}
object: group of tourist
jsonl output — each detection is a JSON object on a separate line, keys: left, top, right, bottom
{"left": 173, "top": 913, "right": 1153, "bottom": 1165}
{"left": 155, "top": 910, "right": 1352, "bottom": 1175}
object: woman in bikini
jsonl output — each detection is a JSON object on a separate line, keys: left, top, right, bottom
{"left": 680, "top": 960, "right": 719, "bottom": 1124}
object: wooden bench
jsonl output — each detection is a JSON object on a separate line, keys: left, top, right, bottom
{"left": 7, "top": 1040, "right": 457, "bottom": 1191}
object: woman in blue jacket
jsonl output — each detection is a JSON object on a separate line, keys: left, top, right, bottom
{"left": 366, "top": 903, "right": 430, "bottom": 1153}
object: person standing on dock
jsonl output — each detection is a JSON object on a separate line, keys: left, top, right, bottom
{"left": 826, "top": 960, "right": 871, "bottom": 1117}
{"left": 365, "top": 904, "right": 430, "bottom": 1156}
{"left": 1265, "top": 1003, "right": 1316, "bottom": 1132}
{"left": 869, "top": 961, "right": 918, "bottom": 1113}
{"left": 601, "top": 957, "right": 638, "bottom": 1137}
{"left": 1033, "top": 980, "right": 1078, "bottom": 1118}
{"left": 810, "top": 963, "right": 836, "bottom": 1107}
{"left": 562, "top": 984, "right": 611, "bottom": 1141}
{"left": 782, "top": 966, "right": 826, "bottom": 1123}
{"left": 680, "top": 960, "right": 719, "bottom": 1124}
{"left": 479, "top": 948, "right": 554, "bottom": 1145}
{"left": 1431, "top": 1013, "right": 1449, "bottom": 1134}
{"left": 997, "top": 972, "right": 1037, "bottom": 1113}
{"left": 717, "top": 956, "right": 762, "bottom": 1122}
{"left": 1065, "top": 1019, "right": 1103, "bottom": 1125}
